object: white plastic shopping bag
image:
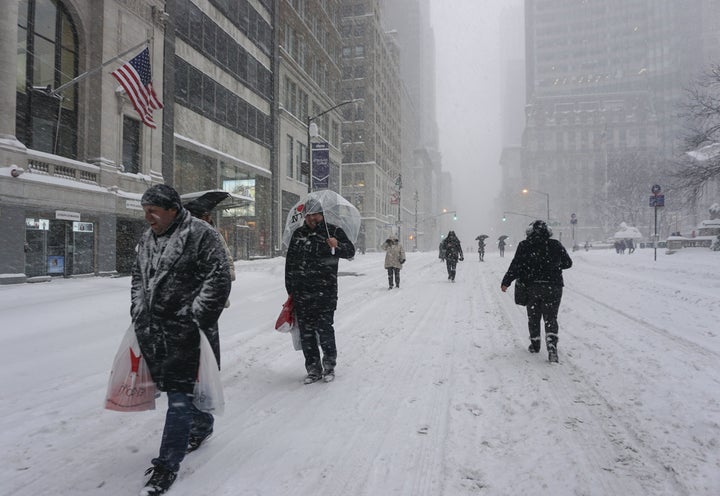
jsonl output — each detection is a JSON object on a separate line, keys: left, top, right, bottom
{"left": 105, "top": 325, "right": 157, "bottom": 412}
{"left": 290, "top": 315, "right": 302, "bottom": 351}
{"left": 193, "top": 332, "right": 225, "bottom": 415}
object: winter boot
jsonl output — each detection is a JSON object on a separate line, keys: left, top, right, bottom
{"left": 187, "top": 429, "right": 213, "bottom": 453}
{"left": 304, "top": 372, "right": 322, "bottom": 384}
{"left": 528, "top": 344, "right": 540, "bottom": 353}
{"left": 547, "top": 344, "right": 558, "bottom": 363}
{"left": 140, "top": 464, "right": 177, "bottom": 496}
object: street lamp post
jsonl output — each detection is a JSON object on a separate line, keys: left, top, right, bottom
{"left": 521, "top": 188, "right": 550, "bottom": 222}
{"left": 502, "top": 210, "right": 536, "bottom": 221}
{"left": 306, "top": 100, "right": 357, "bottom": 192}
{"left": 413, "top": 190, "right": 419, "bottom": 252}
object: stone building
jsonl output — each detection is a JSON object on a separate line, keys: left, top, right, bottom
{"left": 0, "top": 0, "right": 274, "bottom": 284}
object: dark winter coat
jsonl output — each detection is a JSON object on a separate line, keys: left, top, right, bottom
{"left": 285, "top": 220, "right": 355, "bottom": 311}
{"left": 131, "top": 209, "right": 232, "bottom": 393}
{"left": 440, "top": 233, "right": 464, "bottom": 263}
{"left": 501, "top": 232, "right": 572, "bottom": 288}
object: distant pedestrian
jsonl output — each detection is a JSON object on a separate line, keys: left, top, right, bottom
{"left": 501, "top": 220, "right": 572, "bottom": 363}
{"left": 477, "top": 238, "right": 485, "bottom": 261}
{"left": 440, "top": 231, "right": 464, "bottom": 281}
{"left": 132, "top": 184, "right": 232, "bottom": 495}
{"left": 626, "top": 239, "right": 635, "bottom": 254}
{"left": 381, "top": 235, "right": 405, "bottom": 289}
{"left": 498, "top": 238, "right": 506, "bottom": 257}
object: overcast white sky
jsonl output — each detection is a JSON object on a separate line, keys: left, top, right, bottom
{"left": 430, "top": 0, "right": 525, "bottom": 244}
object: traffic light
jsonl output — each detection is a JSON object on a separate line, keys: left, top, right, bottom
{"left": 502, "top": 216, "right": 506, "bottom": 222}
{"left": 453, "top": 213, "right": 457, "bottom": 220}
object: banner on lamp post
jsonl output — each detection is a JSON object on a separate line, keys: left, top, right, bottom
{"left": 311, "top": 142, "right": 330, "bottom": 190}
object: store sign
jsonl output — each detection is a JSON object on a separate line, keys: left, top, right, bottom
{"left": 73, "top": 222, "right": 94, "bottom": 233}
{"left": 56, "top": 210, "right": 81, "bottom": 221}
{"left": 126, "top": 199, "right": 143, "bottom": 210}
{"left": 26, "top": 218, "right": 50, "bottom": 230}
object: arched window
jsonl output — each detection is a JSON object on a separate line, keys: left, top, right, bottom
{"left": 16, "top": 0, "right": 79, "bottom": 159}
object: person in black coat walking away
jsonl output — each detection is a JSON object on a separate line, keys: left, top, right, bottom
{"left": 285, "top": 198, "right": 356, "bottom": 384}
{"left": 132, "top": 185, "right": 232, "bottom": 495}
{"left": 498, "top": 237, "right": 506, "bottom": 257}
{"left": 440, "top": 231, "right": 464, "bottom": 281}
{"left": 381, "top": 235, "right": 405, "bottom": 289}
{"left": 500, "top": 220, "right": 572, "bottom": 363}
{"left": 477, "top": 238, "right": 486, "bottom": 261}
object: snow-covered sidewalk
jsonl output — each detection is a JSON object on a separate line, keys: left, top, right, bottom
{"left": 1, "top": 249, "right": 718, "bottom": 495}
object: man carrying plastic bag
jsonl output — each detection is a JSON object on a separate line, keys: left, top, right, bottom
{"left": 130, "top": 184, "right": 231, "bottom": 495}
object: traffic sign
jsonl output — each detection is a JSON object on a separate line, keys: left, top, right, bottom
{"left": 649, "top": 194, "right": 665, "bottom": 207}
{"left": 651, "top": 184, "right": 662, "bottom": 195}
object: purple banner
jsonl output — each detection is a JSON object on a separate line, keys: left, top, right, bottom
{"left": 311, "top": 142, "right": 330, "bottom": 190}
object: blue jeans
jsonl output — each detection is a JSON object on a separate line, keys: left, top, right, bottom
{"left": 153, "top": 391, "right": 214, "bottom": 472}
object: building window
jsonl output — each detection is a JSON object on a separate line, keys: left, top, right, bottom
{"left": 16, "top": 0, "right": 79, "bottom": 159}
{"left": 287, "top": 135, "right": 294, "bottom": 178}
{"left": 122, "top": 116, "right": 141, "bottom": 174}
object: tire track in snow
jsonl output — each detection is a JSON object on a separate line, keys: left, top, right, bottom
{"left": 474, "top": 258, "right": 671, "bottom": 495}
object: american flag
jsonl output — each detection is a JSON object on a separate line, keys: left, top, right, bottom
{"left": 111, "top": 47, "right": 163, "bottom": 128}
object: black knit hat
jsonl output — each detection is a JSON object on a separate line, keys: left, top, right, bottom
{"left": 141, "top": 184, "right": 182, "bottom": 210}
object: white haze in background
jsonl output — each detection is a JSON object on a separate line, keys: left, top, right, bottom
{"left": 431, "top": 0, "right": 525, "bottom": 242}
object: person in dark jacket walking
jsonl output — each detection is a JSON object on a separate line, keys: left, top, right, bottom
{"left": 382, "top": 235, "right": 405, "bottom": 289}
{"left": 131, "top": 184, "right": 232, "bottom": 495}
{"left": 285, "top": 198, "right": 356, "bottom": 384}
{"left": 440, "top": 231, "right": 464, "bottom": 281}
{"left": 498, "top": 238, "right": 506, "bottom": 257}
{"left": 500, "top": 220, "right": 572, "bottom": 363}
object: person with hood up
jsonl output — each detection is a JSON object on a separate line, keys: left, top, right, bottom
{"left": 131, "top": 184, "right": 232, "bottom": 495}
{"left": 500, "top": 220, "right": 572, "bottom": 363}
{"left": 440, "top": 230, "right": 464, "bottom": 281}
{"left": 381, "top": 235, "right": 406, "bottom": 289}
{"left": 285, "top": 198, "right": 356, "bottom": 384}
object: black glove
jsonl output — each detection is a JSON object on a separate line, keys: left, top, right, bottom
{"left": 400, "top": 259, "right": 406, "bottom": 264}
{"left": 459, "top": 256, "right": 464, "bottom": 261}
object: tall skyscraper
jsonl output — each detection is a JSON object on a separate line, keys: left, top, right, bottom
{"left": 522, "top": 0, "right": 717, "bottom": 241}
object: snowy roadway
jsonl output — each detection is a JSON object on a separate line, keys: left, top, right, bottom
{"left": 1, "top": 249, "right": 718, "bottom": 495}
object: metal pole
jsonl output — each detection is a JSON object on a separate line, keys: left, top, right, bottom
{"left": 306, "top": 116, "right": 312, "bottom": 192}
{"left": 414, "top": 190, "right": 418, "bottom": 252}
{"left": 51, "top": 38, "right": 151, "bottom": 96}
{"left": 306, "top": 100, "right": 356, "bottom": 193}
{"left": 654, "top": 205, "right": 658, "bottom": 261}
{"left": 397, "top": 174, "right": 402, "bottom": 243}
{"left": 546, "top": 194, "right": 550, "bottom": 223}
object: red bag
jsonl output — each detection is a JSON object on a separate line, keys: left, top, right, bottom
{"left": 275, "top": 296, "right": 294, "bottom": 333}
{"left": 105, "top": 325, "right": 158, "bottom": 412}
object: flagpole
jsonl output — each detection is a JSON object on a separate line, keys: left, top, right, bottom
{"left": 51, "top": 39, "right": 150, "bottom": 97}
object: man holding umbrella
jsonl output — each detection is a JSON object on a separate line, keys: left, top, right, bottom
{"left": 285, "top": 197, "right": 356, "bottom": 384}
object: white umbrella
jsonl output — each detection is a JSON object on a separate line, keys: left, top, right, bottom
{"left": 282, "top": 190, "right": 361, "bottom": 249}
{"left": 613, "top": 222, "right": 643, "bottom": 239}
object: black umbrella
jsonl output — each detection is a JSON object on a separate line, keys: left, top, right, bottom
{"left": 475, "top": 234, "right": 489, "bottom": 240}
{"left": 498, "top": 235, "right": 509, "bottom": 241}
{"left": 183, "top": 191, "right": 230, "bottom": 215}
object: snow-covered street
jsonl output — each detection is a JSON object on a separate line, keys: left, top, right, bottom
{"left": 1, "top": 248, "right": 719, "bottom": 495}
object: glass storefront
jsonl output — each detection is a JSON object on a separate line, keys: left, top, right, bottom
{"left": 25, "top": 218, "right": 95, "bottom": 277}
